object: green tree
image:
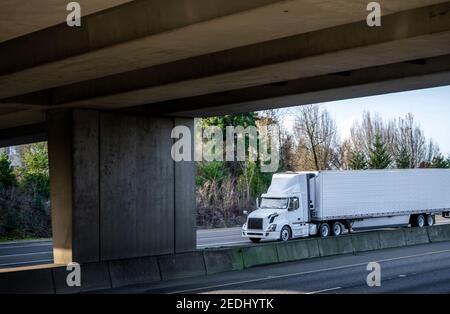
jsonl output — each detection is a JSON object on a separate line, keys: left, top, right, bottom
{"left": 22, "top": 143, "right": 48, "bottom": 176}
{"left": 196, "top": 161, "right": 228, "bottom": 187}
{"left": 0, "top": 153, "right": 16, "bottom": 187}
{"left": 20, "top": 142, "right": 50, "bottom": 198}
{"left": 202, "top": 113, "right": 259, "bottom": 174}
{"left": 349, "top": 150, "right": 368, "bottom": 170}
{"left": 0, "top": 144, "right": 52, "bottom": 240}
{"left": 368, "top": 134, "right": 391, "bottom": 169}
{"left": 396, "top": 147, "right": 411, "bottom": 169}
{"left": 202, "top": 113, "right": 258, "bottom": 130}
{"left": 196, "top": 113, "right": 275, "bottom": 227}
{"left": 430, "top": 154, "right": 449, "bottom": 168}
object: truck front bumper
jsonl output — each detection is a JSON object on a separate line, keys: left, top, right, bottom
{"left": 242, "top": 229, "right": 280, "bottom": 240}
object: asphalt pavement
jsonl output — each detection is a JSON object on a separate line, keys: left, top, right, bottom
{"left": 0, "top": 239, "right": 53, "bottom": 268}
{"left": 0, "top": 228, "right": 246, "bottom": 268}
{"left": 0, "top": 226, "right": 249, "bottom": 268}
{"left": 1, "top": 216, "right": 449, "bottom": 269}
{"left": 101, "top": 240, "right": 450, "bottom": 294}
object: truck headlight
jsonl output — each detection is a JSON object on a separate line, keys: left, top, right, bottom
{"left": 267, "top": 224, "right": 277, "bottom": 232}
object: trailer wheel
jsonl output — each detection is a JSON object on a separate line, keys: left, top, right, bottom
{"left": 319, "top": 223, "right": 330, "bottom": 238}
{"left": 332, "top": 222, "right": 343, "bottom": 236}
{"left": 280, "top": 226, "right": 291, "bottom": 242}
{"left": 416, "top": 214, "right": 426, "bottom": 228}
{"left": 250, "top": 238, "right": 261, "bottom": 243}
{"left": 426, "top": 215, "right": 434, "bottom": 227}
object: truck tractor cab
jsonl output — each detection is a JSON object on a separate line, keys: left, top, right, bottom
{"left": 242, "top": 173, "right": 316, "bottom": 243}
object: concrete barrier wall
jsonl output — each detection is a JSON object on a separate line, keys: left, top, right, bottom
{"left": 379, "top": 229, "right": 406, "bottom": 249}
{"left": 403, "top": 227, "right": 430, "bottom": 245}
{"left": 318, "top": 235, "right": 354, "bottom": 256}
{"left": 1, "top": 225, "right": 450, "bottom": 293}
{"left": 242, "top": 243, "right": 279, "bottom": 268}
{"left": 158, "top": 251, "right": 206, "bottom": 280}
{"left": 108, "top": 257, "right": 160, "bottom": 288}
{"left": 276, "top": 238, "right": 320, "bottom": 262}
{"left": 0, "top": 267, "right": 56, "bottom": 294}
{"left": 203, "top": 248, "right": 244, "bottom": 275}
{"left": 426, "top": 224, "right": 450, "bottom": 242}
{"left": 350, "top": 232, "right": 381, "bottom": 252}
{"left": 53, "top": 262, "right": 112, "bottom": 294}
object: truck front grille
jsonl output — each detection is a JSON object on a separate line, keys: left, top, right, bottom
{"left": 248, "top": 218, "right": 263, "bottom": 230}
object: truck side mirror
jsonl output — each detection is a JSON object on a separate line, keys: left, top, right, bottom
{"left": 243, "top": 210, "right": 248, "bottom": 215}
{"left": 256, "top": 197, "right": 261, "bottom": 208}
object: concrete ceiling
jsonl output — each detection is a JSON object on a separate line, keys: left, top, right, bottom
{"left": 0, "top": 0, "right": 134, "bottom": 43}
{"left": 0, "top": 0, "right": 446, "bottom": 99}
{"left": 150, "top": 54, "right": 450, "bottom": 117}
{"left": 0, "top": 0, "right": 450, "bottom": 129}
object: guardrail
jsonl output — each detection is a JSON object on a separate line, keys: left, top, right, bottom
{"left": 1, "top": 225, "right": 450, "bottom": 293}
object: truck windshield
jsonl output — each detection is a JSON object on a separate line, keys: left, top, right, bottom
{"left": 260, "top": 198, "right": 289, "bottom": 209}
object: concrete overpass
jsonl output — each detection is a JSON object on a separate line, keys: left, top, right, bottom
{"left": 1, "top": 0, "right": 450, "bottom": 267}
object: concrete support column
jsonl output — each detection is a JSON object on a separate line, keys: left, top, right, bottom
{"left": 47, "top": 110, "right": 74, "bottom": 264}
{"left": 48, "top": 110, "right": 100, "bottom": 264}
{"left": 47, "top": 109, "right": 196, "bottom": 264}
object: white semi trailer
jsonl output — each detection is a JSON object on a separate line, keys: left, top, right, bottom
{"left": 242, "top": 169, "right": 450, "bottom": 243}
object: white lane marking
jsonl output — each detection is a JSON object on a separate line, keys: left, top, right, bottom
{"left": 197, "top": 228, "right": 241, "bottom": 234}
{"left": 168, "top": 276, "right": 285, "bottom": 294}
{"left": 0, "top": 251, "right": 53, "bottom": 258}
{"left": 198, "top": 237, "right": 243, "bottom": 242}
{"left": 306, "top": 287, "right": 342, "bottom": 294}
{"left": 197, "top": 233, "right": 241, "bottom": 238}
{"left": 0, "top": 243, "right": 53, "bottom": 250}
{"left": 0, "top": 259, "right": 54, "bottom": 267}
{"left": 168, "top": 248, "right": 450, "bottom": 294}
{"left": 198, "top": 235, "right": 242, "bottom": 240}
{"left": 0, "top": 239, "right": 51, "bottom": 245}
{"left": 198, "top": 234, "right": 242, "bottom": 240}
{"left": 197, "top": 240, "right": 250, "bottom": 247}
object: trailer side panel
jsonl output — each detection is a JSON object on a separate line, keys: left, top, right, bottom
{"left": 313, "top": 169, "right": 450, "bottom": 220}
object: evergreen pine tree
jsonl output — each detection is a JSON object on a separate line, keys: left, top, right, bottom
{"left": 431, "top": 154, "right": 449, "bottom": 168}
{"left": 349, "top": 150, "right": 368, "bottom": 170}
{"left": 368, "top": 134, "right": 391, "bottom": 169}
{"left": 396, "top": 146, "right": 411, "bottom": 169}
{"left": 0, "top": 153, "right": 16, "bottom": 187}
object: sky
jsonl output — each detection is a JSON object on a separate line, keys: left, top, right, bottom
{"left": 279, "top": 85, "right": 450, "bottom": 155}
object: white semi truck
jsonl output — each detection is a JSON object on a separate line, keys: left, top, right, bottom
{"left": 242, "top": 169, "right": 450, "bottom": 243}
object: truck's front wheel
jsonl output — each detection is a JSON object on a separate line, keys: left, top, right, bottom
{"left": 319, "top": 223, "right": 330, "bottom": 238}
{"left": 280, "top": 226, "right": 291, "bottom": 242}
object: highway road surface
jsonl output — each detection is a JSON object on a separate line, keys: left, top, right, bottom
{"left": 1, "top": 216, "right": 449, "bottom": 269}
{"left": 0, "top": 239, "right": 53, "bottom": 269}
{"left": 0, "top": 228, "right": 245, "bottom": 268}
{"left": 0, "top": 227, "right": 249, "bottom": 268}
{"left": 102, "top": 240, "right": 450, "bottom": 294}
